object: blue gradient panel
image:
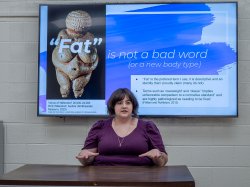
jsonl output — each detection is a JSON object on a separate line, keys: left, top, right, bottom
{"left": 105, "top": 3, "right": 237, "bottom": 101}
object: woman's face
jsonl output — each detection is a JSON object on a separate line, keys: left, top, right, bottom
{"left": 114, "top": 95, "right": 133, "bottom": 119}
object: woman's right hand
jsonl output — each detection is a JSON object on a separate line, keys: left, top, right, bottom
{"left": 76, "top": 148, "right": 99, "bottom": 166}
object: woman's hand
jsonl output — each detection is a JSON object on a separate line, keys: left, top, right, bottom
{"left": 139, "top": 148, "right": 168, "bottom": 166}
{"left": 76, "top": 148, "right": 99, "bottom": 166}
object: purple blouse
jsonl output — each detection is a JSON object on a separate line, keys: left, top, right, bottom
{"left": 83, "top": 118, "right": 167, "bottom": 166}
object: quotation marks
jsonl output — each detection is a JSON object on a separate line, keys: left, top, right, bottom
{"left": 93, "top": 38, "right": 102, "bottom": 46}
{"left": 50, "top": 38, "right": 60, "bottom": 46}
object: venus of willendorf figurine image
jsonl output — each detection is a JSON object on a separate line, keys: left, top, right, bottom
{"left": 52, "top": 10, "right": 99, "bottom": 98}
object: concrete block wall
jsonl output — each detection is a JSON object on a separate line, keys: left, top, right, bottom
{"left": 0, "top": 121, "right": 3, "bottom": 176}
{"left": 0, "top": 0, "right": 250, "bottom": 187}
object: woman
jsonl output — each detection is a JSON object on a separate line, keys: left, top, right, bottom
{"left": 76, "top": 88, "right": 168, "bottom": 166}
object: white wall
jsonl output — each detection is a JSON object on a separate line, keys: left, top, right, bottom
{"left": 0, "top": 0, "right": 250, "bottom": 187}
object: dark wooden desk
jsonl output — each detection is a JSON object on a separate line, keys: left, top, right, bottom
{"left": 0, "top": 164, "right": 195, "bottom": 187}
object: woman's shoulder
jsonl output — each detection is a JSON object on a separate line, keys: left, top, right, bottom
{"left": 138, "top": 118, "right": 156, "bottom": 126}
{"left": 91, "top": 118, "right": 112, "bottom": 129}
{"left": 138, "top": 119, "right": 158, "bottom": 131}
{"left": 138, "top": 119, "right": 162, "bottom": 141}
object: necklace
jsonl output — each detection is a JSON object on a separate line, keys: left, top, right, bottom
{"left": 117, "top": 136, "right": 126, "bottom": 147}
{"left": 113, "top": 119, "right": 131, "bottom": 147}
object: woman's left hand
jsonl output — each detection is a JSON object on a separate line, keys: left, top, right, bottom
{"left": 139, "top": 149, "right": 168, "bottom": 166}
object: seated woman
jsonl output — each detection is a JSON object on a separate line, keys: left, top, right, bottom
{"left": 76, "top": 88, "right": 168, "bottom": 166}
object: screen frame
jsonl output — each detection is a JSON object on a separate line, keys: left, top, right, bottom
{"left": 37, "top": 2, "right": 238, "bottom": 118}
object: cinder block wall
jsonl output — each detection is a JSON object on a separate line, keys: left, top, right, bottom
{"left": 0, "top": 0, "right": 250, "bottom": 187}
{"left": 0, "top": 121, "right": 3, "bottom": 176}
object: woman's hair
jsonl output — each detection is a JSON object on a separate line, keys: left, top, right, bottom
{"left": 107, "top": 88, "right": 139, "bottom": 117}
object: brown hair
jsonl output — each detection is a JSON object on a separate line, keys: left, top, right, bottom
{"left": 107, "top": 88, "right": 139, "bottom": 117}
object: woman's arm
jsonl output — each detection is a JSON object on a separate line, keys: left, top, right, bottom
{"left": 76, "top": 148, "right": 99, "bottom": 166}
